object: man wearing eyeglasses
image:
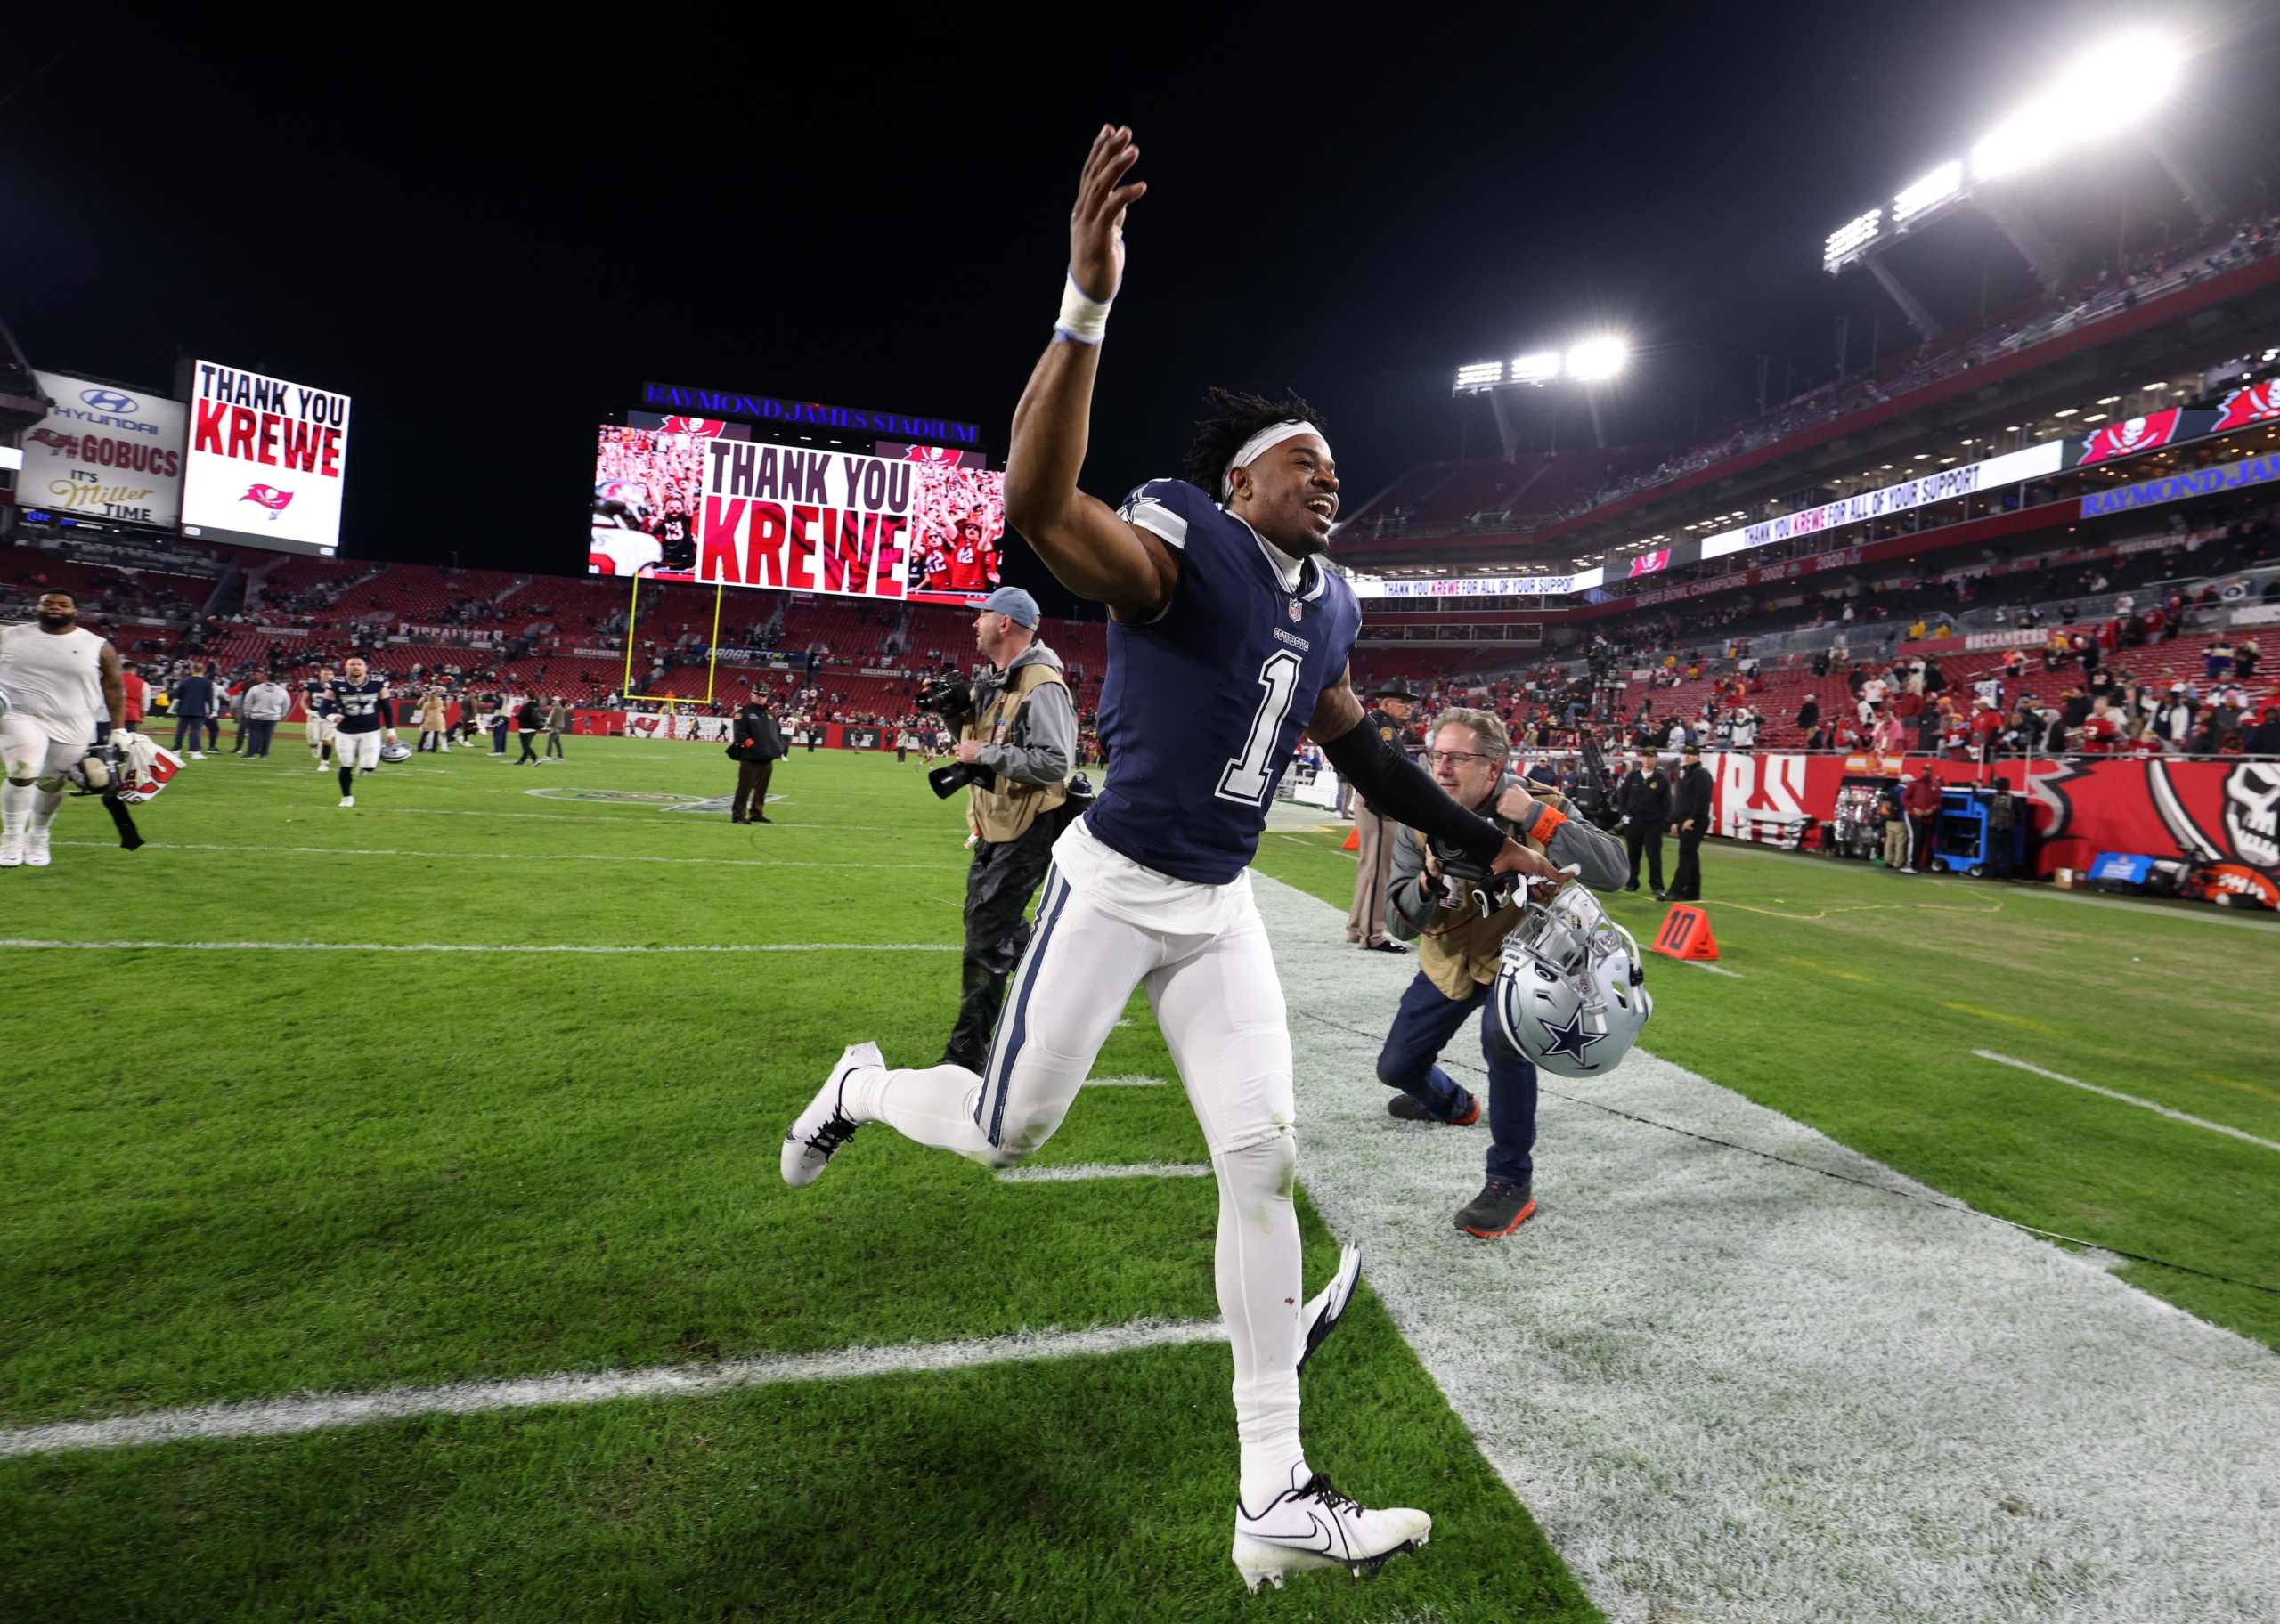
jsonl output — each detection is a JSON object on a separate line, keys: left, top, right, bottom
{"left": 1378, "top": 707, "right": 1628, "bottom": 1237}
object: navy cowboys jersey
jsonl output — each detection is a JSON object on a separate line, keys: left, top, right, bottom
{"left": 329, "top": 678, "right": 389, "bottom": 734}
{"left": 1086, "top": 478, "right": 1362, "bottom": 885}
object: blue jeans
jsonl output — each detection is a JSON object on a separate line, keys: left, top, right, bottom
{"left": 1374, "top": 971, "right": 1539, "bottom": 1186}
{"left": 245, "top": 719, "right": 277, "bottom": 757}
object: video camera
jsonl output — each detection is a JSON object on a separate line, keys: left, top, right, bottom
{"left": 1571, "top": 729, "right": 1621, "bottom": 832}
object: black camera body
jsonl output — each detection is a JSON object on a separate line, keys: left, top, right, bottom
{"left": 917, "top": 666, "right": 974, "bottom": 721}
{"left": 1571, "top": 729, "right": 1621, "bottom": 831}
{"left": 1426, "top": 837, "right": 1523, "bottom": 917}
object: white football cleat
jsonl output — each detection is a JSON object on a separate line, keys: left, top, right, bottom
{"left": 1297, "top": 1241, "right": 1362, "bottom": 1374}
{"left": 339, "top": 795, "right": 355, "bottom": 808}
{"left": 781, "top": 1042, "right": 884, "bottom": 1187}
{"left": 1232, "top": 1473, "right": 1429, "bottom": 1593}
{"left": 22, "top": 829, "right": 51, "bottom": 867}
{"left": 0, "top": 832, "right": 21, "bottom": 868}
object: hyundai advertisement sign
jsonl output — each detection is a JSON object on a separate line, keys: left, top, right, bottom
{"left": 19, "top": 372, "right": 189, "bottom": 529}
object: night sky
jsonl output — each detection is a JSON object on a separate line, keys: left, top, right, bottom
{"left": 6, "top": 4, "right": 2276, "bottom": 608}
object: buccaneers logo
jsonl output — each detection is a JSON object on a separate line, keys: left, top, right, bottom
{"left": 2149, "top": 759, "right": 2280, "bottom": 908}
{"left": 240, "top": 484, "right": 295, "bottom": 516}
{"left": 2078, "top": 409, "right": 2180, "bottom": 464}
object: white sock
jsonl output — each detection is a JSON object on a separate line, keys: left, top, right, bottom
{"left": 1219, "top": 1132, "right": 1310, "bottom": 1511}
{"left": 842, "top": 1064, "right": 993, "bottom": 1159}
{"left": 28, "top": 787, "right": 64, "bottom": 832}
{"left": 1, "top": 783, "right": 32, "bottom": 840}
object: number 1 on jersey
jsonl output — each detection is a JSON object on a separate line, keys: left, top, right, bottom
{"left": 1217, "top": 650, "right": 1302, "bottom": 807}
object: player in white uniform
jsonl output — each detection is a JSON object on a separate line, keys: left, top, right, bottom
{"left": 0, "top": 590, "right": 127, "bottom": 868}
{"left": 306, "top": 671, "right": 339, "bottom": 766}
{"left": 779, "top": 128, "right": 1552, "bottom": 1592}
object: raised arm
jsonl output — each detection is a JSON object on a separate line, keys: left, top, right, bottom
{"left": 1002, "top": 126, "right": 1178, "bottom": 624}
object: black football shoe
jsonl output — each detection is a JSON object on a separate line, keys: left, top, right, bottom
{"left": 1454, "top": 1179, "right": 1535, "bottom": 1238}
{"left": 1387, "top": 1091, "right": 1481, "bottom": 1125}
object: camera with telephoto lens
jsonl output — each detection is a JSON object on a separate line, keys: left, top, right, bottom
{"left": 928, "top": 760, "right": 998, "bottom": 799}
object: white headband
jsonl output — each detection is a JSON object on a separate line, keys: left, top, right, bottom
{"left": 1221, "top": 420, "right": 1330, "bottom": 499}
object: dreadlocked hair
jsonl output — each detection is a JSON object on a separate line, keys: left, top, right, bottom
{"left": 1183, "top": 387, "right": 1329, "bottom": 498}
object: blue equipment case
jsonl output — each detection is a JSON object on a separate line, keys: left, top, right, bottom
{"left": 1930, "top": 787, "right": 2026, "bottom": 878}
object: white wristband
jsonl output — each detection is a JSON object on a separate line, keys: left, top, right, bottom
{"left": 1054, "top": 271, "right": 1112, "bottom": 345}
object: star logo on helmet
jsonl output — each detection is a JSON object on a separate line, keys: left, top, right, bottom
{"left": 1536, "top": 1006, "right": 1606, "bottom": 1064}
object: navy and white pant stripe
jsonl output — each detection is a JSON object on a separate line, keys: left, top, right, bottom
{"left": 976, "top": 865, "right": 1071, "bottom": 1147}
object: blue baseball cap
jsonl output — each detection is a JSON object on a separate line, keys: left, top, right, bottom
{"left": 981, "top": 586, "right": 1039, "bottom": 629}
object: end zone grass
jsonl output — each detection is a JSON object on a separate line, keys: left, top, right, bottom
{"left": 2, "top": 741, "right": 1593, "bottom": 1621}
{"left": 1257, "top": 826, "right": 2280, "bottom": 1352}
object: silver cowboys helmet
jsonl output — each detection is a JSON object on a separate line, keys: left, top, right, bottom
{"left": 1492, "top": 883, "right": 1652, "bottom": 1078}
{"left": 66, "top": 745, "right": 116, "bottom": 795}
{"left": 379, "top": 738, "right": 413, "bottom": 763}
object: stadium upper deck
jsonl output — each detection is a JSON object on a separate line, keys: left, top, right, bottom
{"left": 1335, "top": 207, "right": 2280, "bottom": 586}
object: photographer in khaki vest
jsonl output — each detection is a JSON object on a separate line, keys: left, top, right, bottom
{"left": 1379, "top": 708, "right": 1627, "bottom": 1238}
{"left": 938, "top": 586, "right": 1079, "bottom": 1072}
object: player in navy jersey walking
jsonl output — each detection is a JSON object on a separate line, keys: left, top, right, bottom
{"left": 780, "top": 125, "right": 1557, "bottom": 1592}
{"left": 329, "top": 656, "right": 395, "bottom": 808}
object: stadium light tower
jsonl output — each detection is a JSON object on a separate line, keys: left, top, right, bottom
{"left": 1820, "top": 32, "right": 2200, "bottom": 331}
{"left": 1452, "top": 335, "right": 1631, "bottom": 456}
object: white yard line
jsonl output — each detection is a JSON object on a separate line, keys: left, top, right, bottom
{"left": 995, "top": 1163, "right": 1212, "bottom": 1182}
{"left": 0, "top": 1317, "right": 1227, "bottom": 1460}
{"left": 0, "top": 939, "right": 958, "bottom": 954}
{"left": 53, "top": 840, "right": 960, "bottom": 870}
{"left": 1972, "top": 1050, "right": 2280, "bottom": 1153}
{"left": 1681, "top": 960, "right": 1745, "bottom": 978}
{"left": 327, "top": 807, "right": 916, "bottom": 832}
{"left": 1084, "top": 1075, "right": 1168, "bottom": 1087}
{"left": 1251, "top": 869, "right": 2280, "bottom": 1624}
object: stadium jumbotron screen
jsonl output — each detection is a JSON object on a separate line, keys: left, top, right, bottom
{"left": 589, "top": 417, "right": 1006, "bottom": 605}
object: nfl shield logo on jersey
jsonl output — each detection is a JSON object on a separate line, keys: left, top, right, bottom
{"left": 1286, "top": 598, "right": 1303, "bottom": 622}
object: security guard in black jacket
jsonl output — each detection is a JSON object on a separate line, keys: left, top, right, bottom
{"left": 1660, "top": 745, "right": 1714, "bottom": 901}
{"left": 729, "top": 694, "right": 786, "bottom": 823}
{"left": 1616, "top": 755, "right": 1670, "bottom": 894}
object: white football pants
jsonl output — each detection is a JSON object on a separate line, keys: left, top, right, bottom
{"left": 337, "top": 730, "right": 384, "bottom": 771}
{"left": 843, "top": 866, "right": 1309, "bottom": 1505}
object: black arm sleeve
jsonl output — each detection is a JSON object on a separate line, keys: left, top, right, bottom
{"left": 1319, "top": 722, "right": 1506, "bottom": 865}
{"left": 377, "top": 697, "right": 395, "bottom": 727}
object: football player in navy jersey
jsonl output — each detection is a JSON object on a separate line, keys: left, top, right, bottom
{"left": 780, "top": 125, "right": 1558, "bottom": 1592}
{"left": 329, "top": 656, "right": 395, "bottom": 808}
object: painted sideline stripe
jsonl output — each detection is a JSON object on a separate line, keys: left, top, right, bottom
{"left": 0, "top": 1317, "right": 1227, "bottom": 1459}
{"left": 996, "top": 1162, "right": 1212, "bottom": 1182}
{"left": 1683, "top": 961, "right": 1745, "bottom": 978}
{"left": 1084, "top": 1075, "right": 1168, "bottom": 1087}
{"left": 54, "top": 841, "right": 960, "bottom": 871}
{"left": 0, "top": 939, "right": 958, "bottom": 954}
{"left": 1972, "top": 1050, "right": 2280, "bottom": 1152}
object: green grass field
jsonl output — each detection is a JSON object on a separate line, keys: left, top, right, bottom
{"left": 3, "top": 735, "right": 2274, "bottom": 1620}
